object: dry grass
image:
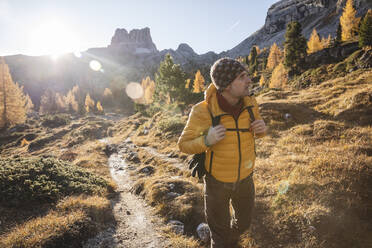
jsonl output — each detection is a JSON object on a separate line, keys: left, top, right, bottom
{"left": 56, "top": 195, "right": 113, "bottom": 225}
{"left": 161, "top": 226, "right": 201, "bottom": 248}
{"left": 0, "top": 116, "right": 118, "bottom": 247}
{"left": 0, "top": 210, "right": 90, "bottom": 248}
{"left": 0, "top": 195, "right": 113, "bottom": 248}
{"left": 116, "top": 68, "right": 371, "bottom": 247}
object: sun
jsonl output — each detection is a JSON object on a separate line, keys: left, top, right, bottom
{"left": 29, "top": 19, "right": 80, "bottom": 58}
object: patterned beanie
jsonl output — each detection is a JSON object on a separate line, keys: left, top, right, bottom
{"left": 210, "top": 57, "right": 247, "bottom": 91}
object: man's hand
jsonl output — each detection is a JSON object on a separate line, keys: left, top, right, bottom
{"left": 250, "top": 120, "right": 267, "bottom": 134}
{"left": 205, "top": 124, "right": 226, "bottom": 146}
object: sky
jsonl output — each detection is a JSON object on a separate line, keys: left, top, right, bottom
{"left": 0, "top": 0, "right": 278, "bottom": 57}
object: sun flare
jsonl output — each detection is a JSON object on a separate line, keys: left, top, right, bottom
{"left": 29, "top": 19, "right": 80, "bottom": 58}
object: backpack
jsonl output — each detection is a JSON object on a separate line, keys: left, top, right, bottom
{"left": 188, "top": 104, "right": 256, "bottom": 179}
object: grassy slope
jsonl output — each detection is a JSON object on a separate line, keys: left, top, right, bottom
{"left": 0, "top": 116, "right": 117, "bottom": 247}
{"left": 0, "top": 50, "right": 370, "bottom": 247}
{"left": 118, "top": 66, "right": 371, "bottom": 247}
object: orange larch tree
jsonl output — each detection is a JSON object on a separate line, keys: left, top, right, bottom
{"left": 0, "top": 58, "right": 27, "bottom": 128}
{"left": 267, "top": 43, "right": 282, "bottom": 70}
{"left": 307, "top": 28, "right": 323, "bottom": 54}
{"left": 340, "top": 0, "right": 358, "bottom": 41}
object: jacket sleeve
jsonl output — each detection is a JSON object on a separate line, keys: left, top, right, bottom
{"left": 177, "top": 103, "right": 211, "bottom": 154}
{"left": 252, "top": 97, "right": 267, "bottom": 139}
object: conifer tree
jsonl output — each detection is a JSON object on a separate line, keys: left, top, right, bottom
{"left": 185, "top": 79, "right": 191, "bottom": 89}
{"left": 96, "top": 101, "right": 104, "bottom": 113}
{"left": 254, "top": 45, "right": 261, "bottom": 55}
{"left": 248, "top": 46, "right": 258, "bottom": 74}
{"left": 144, "top": 78, "right": 155, "bottom": 104}
{"left": 359, "top": 9, "right": 372, "bottom": 48}
{"left": 85, "top": 93, "right": 95, "bottom": 113}
{"left": 25, "top": 94, "right": 34, "bottom": 113}
{"left": 103, "top": 88, "right": 113, "bottom": 107}
{"left": 269, "top": 63, "right": 288, "bottom": 89}
{"left": 259, "top": 75, "right": 266, "bottom": 87}
{"left": 0, "top": 59, "right": 27, "bottom": 128}
{"left": 321, "top": 34, "right": 332, "bottom": 48}
{"left": 65, "top": 89, "right": 78, "bottom": 113}
{"left": 192, "top": 70, "right": 205, "bottom": 93}
{"left": 335, "top": 22, "right": 342, "bottom": 44}
{"left": 103, "top": 88, "right": 113, "bottom": 98}
{"left": 71, "top": 85, "right": 86, "bottom": 115}
{"left": 55, "top": 93, "right": 67, "bottom": 113}
{"left": 307, "top": 28, "right": 323, "bottom": 54}
{"left": 340, "top": 0, "right": 358, "bottom": 41}
{"left": 284, "top": 21, "right": 307, "bottom": 75}
{"left": 267, "top": 43, "right": 282, "bottom": 70}
{"left": 39, "top": 89, "right": 58, "bottom": 114}
{"left": 154, "top": 54, "right": 188, "bottom": 104}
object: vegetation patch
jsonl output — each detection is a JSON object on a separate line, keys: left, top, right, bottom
{"left": 0, "top": 156, "right": 112, "bottom": 206}
{"left": 143, "top": 178, "right": 204, "bottom": 234}
{"left": 0, "top": 210, "right": 95, "bottom": 248}
{"left": 41, "top": 114, "right": 71, "bottom": 128}
{"left": 158, "top": 115, "right": 185, "bottom": 134}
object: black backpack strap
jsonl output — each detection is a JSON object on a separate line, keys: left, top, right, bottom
{"left": 206, "top": 107, "right": 225, "bottom": 174}
{"left": 244, "top": 105, "right": 256, "bottom": 122}
{"left": 244, "top": 105, "right": 257, "bottom": 156}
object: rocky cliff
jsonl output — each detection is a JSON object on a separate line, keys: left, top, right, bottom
{"left": 109, "top": 27, "right": 158, "bottom": 54}
{"left": 226, "top": 0, "right": 372, "bottom": 57}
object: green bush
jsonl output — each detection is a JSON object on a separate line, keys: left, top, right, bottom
{"left": 41, "top": 114, "right": 70, "bottom": 128}
{"left": 158, "top": 116, "right": 185, "bottom": 134}
{"left": 333, "top": 61, "right": 346, "bottom": 73}
{"left": 134, "top": 103, "right": 162, "bottom": 117}
{"left": 0, "top": 156, "right": 110, "bottom": 206}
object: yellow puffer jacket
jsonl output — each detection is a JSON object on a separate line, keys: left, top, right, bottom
{"left": 177, "top": 84, "right": 266, "bottom": 183}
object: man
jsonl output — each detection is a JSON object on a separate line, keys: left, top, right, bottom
{"left": 177, "top": 58, "right": 267, "bottom": 248}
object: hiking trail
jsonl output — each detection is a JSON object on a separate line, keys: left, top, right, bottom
{"left": 83, "top": 137, "right": 171, "bottom": 248}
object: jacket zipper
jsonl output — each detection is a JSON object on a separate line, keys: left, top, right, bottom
{"left": 234, "top": 117, "right": 242, "bottom": 185}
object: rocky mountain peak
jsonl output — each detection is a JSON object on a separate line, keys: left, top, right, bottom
{"left": 227, "top": 0, "right": 371, "bottom": 58}
{"left": 265, "top": 0, "right": 337, "bottom": 34}
{"left": 109, "top": 27, "right": 158, "bottom": 54}
{"left": 176, "top": 43, "right": 197, "bottom": 56}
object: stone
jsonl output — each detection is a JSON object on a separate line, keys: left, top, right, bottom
{"left": 104, "top": 144, "right": 118, "bottom": 157}
{"left": 126, "top": 152, "right": 140, "bottom": 163}
{"left": 166, "top": 192, "right": 181, "bottom": 199}
{"left": 168, "top": 220, "right": 184, "bottom": 235}
{"left": 197, "top": 223, "right": 210, "bottom": 242}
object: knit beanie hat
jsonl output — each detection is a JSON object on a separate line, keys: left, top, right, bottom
{"left": 210, "top": 57, "right": 247, "bottom": 91}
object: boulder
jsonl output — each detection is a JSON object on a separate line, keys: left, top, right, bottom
{"left": 197, "top": 223, "right": 210, "bottom": 242}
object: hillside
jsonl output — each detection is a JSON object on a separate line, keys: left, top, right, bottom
{"left": 107, "top": 53, "right": 371, "bottom": 247}
{"left": 0, "top": 44, "right": 371, "bottom": 247}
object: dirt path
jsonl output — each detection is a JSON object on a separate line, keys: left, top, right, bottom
{"left": 83, "top": 139, "right": 170, "bottom": 248}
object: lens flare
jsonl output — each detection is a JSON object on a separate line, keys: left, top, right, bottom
{"left": 89, "top": 60, "right": 102, "bottom": 71}
{"left": 125, "top": 82, "right": 143, "bottom": 99}
{"left": 74, "top": 51, "right": 82, "bottom": 58}
{"left": 278, "top": 180, "right": 289, "bottom": 194}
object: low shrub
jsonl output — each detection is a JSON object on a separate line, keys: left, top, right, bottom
{"left": 41, "top": 114, "right": 70, "bottom": 128}
{"left": 0, "top": 156, "right": 111, "bottom": 206}
{"left": 158, "top": 116, "right": 185, "bottom": 134}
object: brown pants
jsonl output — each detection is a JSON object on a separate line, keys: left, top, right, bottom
{"left": 204, "top": 174, "right": 255, "bottom": 248}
